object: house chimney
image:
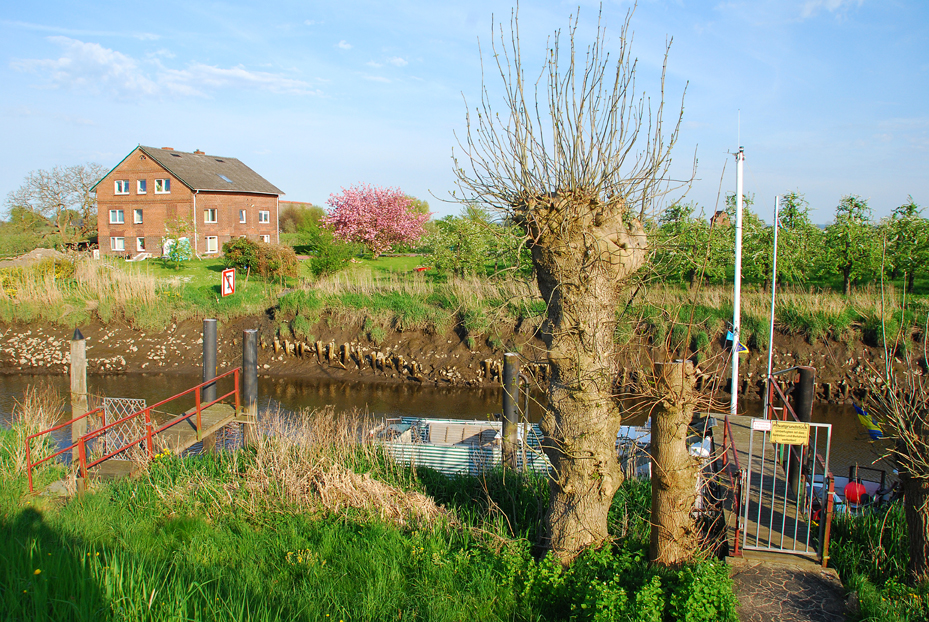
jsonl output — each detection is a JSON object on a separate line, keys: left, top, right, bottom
{"left": 161, "top": 147, "right": 174, "bottom": 151}
{"left": 194, "top": 149, "right": 205, "bottom": 155}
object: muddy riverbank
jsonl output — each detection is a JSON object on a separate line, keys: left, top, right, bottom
{"left": 0, "top": 313, "right": 907, "bottom": 405}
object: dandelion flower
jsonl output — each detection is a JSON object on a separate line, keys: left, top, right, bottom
{"left": 34, "top": 569, "right": 41, "bottom": 575}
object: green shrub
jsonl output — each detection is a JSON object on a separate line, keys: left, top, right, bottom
{"left": 222, "top": 237, "right": 260, "bottom": 274}
{"left": 255, "top": 242, "right": 299, "bottom": 282}
{"left": 309, "top": 229, "right": 355, "bottom": 277}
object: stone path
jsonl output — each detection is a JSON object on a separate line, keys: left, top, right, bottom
{"left": 729, "top": 556, "right": 849, "bottom": 622}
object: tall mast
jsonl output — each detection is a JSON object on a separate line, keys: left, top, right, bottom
{"left": 764, "top": 195, "right": 780, "bottom": 417}
{"left": 730, "top": 146, "right": 745, "bottom": 416}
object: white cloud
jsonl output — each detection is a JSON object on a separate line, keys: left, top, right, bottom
{"left": 387, "top": 56, "right": 408, "bottom": 67}
{"left": 11, "top": 36, "right": 320, "bottom": 99}
{"left": 365, "top": 75, "right": 391, "bottom": 83}
{"left": 337, "top": 40, "right": 352, "bottom": 50}
{"left": 366, "top": 60, "right": 383, "bottom": 68}
{"left": 12, "top": 37, "right": 159, "bottom": 97}
{"left": 801, "top": 0, "right": 864, "bottom": 19}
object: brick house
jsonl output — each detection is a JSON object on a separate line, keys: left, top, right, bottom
{"left": 93, "top": 145, "right": 283, "bottom": 257}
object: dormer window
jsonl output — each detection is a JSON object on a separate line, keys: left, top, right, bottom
{"left": 154, "top": 179, "right": 171, "bottom": 194}
{"left": 115, "top": 180, "right": 130, "bottom": 195}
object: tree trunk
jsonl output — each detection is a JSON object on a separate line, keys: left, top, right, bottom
{"left": 529, "top": 193, "right": 647, "bottom": 563}
{"left": 902, "top": 475, "right": 929, "bottom": 582}
{"left": 649, "top": 361, "right": 700, "bottom": 567}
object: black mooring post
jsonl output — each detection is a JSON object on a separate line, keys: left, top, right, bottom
{"left": 502, "top": 353, "right": 519, "bottom": 470}
{"left": 788, "top": 366, "right": 816, "bottom": 492}
{"left": 795, "top": 367, "right": 815, "bottom": 423}
{"left": 203, "top": 319, "right": 217, "bottom": 403}
{"left": 242, "top": 329, "right": 258, "bottom": 446}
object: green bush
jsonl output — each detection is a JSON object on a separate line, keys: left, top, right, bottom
{"left": 222, "top": 237, "right": 260, "bottom": 274}
{"left": 255, "top": 242, "right": 299, "bottom": 282}
{"left": 309, "top": 229, "right": 356, "bottom": 277}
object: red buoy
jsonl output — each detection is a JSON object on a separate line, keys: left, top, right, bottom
{"left": 844, "top": 481, "right": 867, "bottom": 505}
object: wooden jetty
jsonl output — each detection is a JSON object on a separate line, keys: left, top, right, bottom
{"left": 26, "top": 324, "right": 261, "bottom": 493}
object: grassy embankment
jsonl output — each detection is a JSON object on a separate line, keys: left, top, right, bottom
{"left": 1, "top": 255, "right": 928, "bottom": 359}
{"left": 830, "top": 508, "right": 929, "bottom": 621}
{"left": 1, "top": 388, "right": 739, "bottom": 622}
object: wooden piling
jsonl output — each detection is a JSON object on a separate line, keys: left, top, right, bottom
{"left": 70, "top": 329, "right": 88, "bottom": 484}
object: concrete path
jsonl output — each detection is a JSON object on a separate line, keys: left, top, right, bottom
{"left": 729, "top": 554, "right": 849, "bottom": 622}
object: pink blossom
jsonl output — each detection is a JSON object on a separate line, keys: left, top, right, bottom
{"left": 325, "top": 184, "right": 430, "bottom": 257}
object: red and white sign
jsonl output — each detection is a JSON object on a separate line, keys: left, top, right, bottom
{"left": 221, "top": 268, "right": 236, "bottom": 297}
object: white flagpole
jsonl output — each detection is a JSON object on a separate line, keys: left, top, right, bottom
{"left": 764, "top": 196, "right": 780, "bottom": 418}
{"left": 730, "top": 146, "right": 744, "bottom": 416}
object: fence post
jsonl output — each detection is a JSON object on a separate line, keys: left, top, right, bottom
{"left": 70, "top": 328, "right": 88, "bottom": 465}
{"left": 203, "top": 319, "right": 217, "bottom": 404}
{"left": 144, "top": 408, "right": 154, "bottom": 459}
{"left": 195, "top": 387, "right": 202, "bottom": 441}
{"left": 77, "top": 436, "right": 87, "bottom": 494}
{"left": 242, "top": 329, "right": 258, "bottom": 447}
{"left": 502, "top": 353, "right": 519, "bottom": 470}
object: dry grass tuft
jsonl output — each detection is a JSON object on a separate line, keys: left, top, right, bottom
{"left": 310, "top": 462, "right": 446, "bottom": 525}
{"left": 245, "top": 407, "right": 448, "bottom": 526}
{"left": 9, "top": 383, "right": 63, "bottom": 474}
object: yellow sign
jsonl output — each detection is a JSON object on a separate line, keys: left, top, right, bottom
{"left": 769, "top": 420, "right": 811, "bottom": 446}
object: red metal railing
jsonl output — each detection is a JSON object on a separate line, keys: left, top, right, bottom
{"left": 25, "top": 406, "right": 104, "bottom": 494}
{"left": 26, "top": 368, "right": 241, "bottom": 492}
{"left": 721, "top": 415, "right": 744, "bottom": 556}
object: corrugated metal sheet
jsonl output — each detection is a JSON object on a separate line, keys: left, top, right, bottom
{"left": 379, "top": 417, "right": 551, "bottom": 476}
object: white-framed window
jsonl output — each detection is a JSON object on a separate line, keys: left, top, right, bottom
{"left": 110, "top": 237, "right": 125, "bottom": 251}
{"left": 204, "top": 208, "right": 217, "bottom": 224}
{"left": 258, "top": 210, "right": 270, "bottom": 223}
{"left": 137, "top": 179, "right": 147, "bottom": 194}
{"left": 239, "top": 209, "right": 246, "bottom": 223}
{"left": 109, "top": 209, "right": 124, "bottom": 224}
{"left": 133, "top": 209, "right": 143, "bottom": 224}
{"left": 259, "top": 235, "right": 270, "bottom": 243}
{"left": 205, "top": 236, "right": 218, "bottom": 254}
{"left": 114, "top": 180, "right": 130, "bottom": 195}
{"left": 136, "top": 237, "right": 146, "bottom": 251}
{"left": 154, "top": 178, "right": 171, "bottom": 194}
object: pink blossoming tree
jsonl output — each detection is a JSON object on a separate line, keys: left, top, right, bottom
{"left": 325, "top": 184, "right": 430, "bottom": 257}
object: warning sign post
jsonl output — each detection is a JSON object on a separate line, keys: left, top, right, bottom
{"left": 769, "top": 420, "right": 810, "bottom": 446}
{"left": 221, "top": 268, "right": 236, "bottom": 297}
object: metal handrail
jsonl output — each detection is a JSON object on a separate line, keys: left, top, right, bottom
{"left": 25, "top": 406, "right": 105, "bottom": 493}
{"left": 27, "top": 368, "right": 241, "bottom": 492}
{"left": 721, "top": 415, "right": 744, "bottom": 556}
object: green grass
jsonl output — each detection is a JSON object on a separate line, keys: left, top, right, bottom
{"left": 830, "top": 506, "right": 929, "bottom": 621}
{"left": 0, "top": 425, "right": 738, "bottom": 622}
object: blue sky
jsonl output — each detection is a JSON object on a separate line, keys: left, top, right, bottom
{"left": 1, "top": 0, "right": 926, "bottom": 224}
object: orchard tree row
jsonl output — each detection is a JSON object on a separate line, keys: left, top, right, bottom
{"left": 652, "top": 193, "right": 929, "bottom": 294}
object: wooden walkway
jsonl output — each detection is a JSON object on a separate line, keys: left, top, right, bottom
{"left": 88, "top": 404, "right": 238, "bottom": 482}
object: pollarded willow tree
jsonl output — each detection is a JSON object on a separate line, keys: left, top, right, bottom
{"left": 454, "top": 7, "right": 689, "bottom": 561}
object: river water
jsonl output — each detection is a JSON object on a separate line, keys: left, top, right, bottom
{"left": 0, "top": 372, "right": 891, "bottom": 479}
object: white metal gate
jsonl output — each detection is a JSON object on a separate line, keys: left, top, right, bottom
{"left": 741, "top": 418, "right": 833, "bottom": 560}
{"left": 102, "top": 397, "right": 147, "bottom": 460}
